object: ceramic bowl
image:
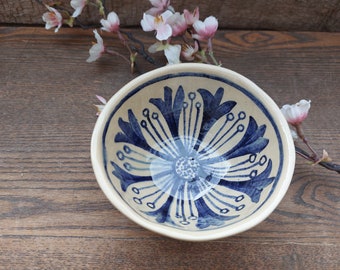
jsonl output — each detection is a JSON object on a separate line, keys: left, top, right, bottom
{"left": 91, "top": 63, "right": 295, "bottom": 241}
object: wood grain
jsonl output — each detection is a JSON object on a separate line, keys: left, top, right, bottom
{"left": 0, "top": 26, "right": 339, "bottom": 269}
{"left": 0, "top": 0, "right": 340, "bottom": 31}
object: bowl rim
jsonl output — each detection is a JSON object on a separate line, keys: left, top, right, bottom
{"left": 91, "top": 63, "right": 295, "bottom": 241}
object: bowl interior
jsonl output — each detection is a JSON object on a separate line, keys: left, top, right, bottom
{"left": 92, "top": 64, "right": 295, "bottom": 241}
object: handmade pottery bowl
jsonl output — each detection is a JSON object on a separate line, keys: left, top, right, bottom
{"left": 91, "top": 63, "right": 295, "bottom": 241}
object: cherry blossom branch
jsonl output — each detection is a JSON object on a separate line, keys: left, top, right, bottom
{"left": 119, "top": 30, "right": 162, "bottom": 67}
{"left": 105, "top": 48, "right": 130, "bottom": 64}
{"left": 295, "top": 124, "right": 318, "bottom": 159}
{"left": 281, "top": 99, "right": 340, "bottom": 174}
{"left": 39, "top": 0, "right": 221, "bottom": 67}
{"left": 295, "top": 146, "right": 340, "bottom": 174}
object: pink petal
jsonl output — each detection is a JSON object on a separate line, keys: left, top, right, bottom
{"left": 141, "top": 13, "right": 156, "bottom": 31}
{"left": 281, "top": 99, "right": 311, "bottom": 125}
{"left": 149, "top": 0, "right": 163, "bottom": 8}
{"left": 107, "top": 11, "right": 120, "bottom": 25}
{"left": 204, "top": 16, "right": 218, "bottom": 33}
{"left": 155, "top": 24, "right": 172, "bottom": 41}
{"left": 164, "top": 44, "right": 181, "bottom": 64}
{"left": 193, "top": 20, "right": 205, "bottom": 33}
{"left": 93, "top": 30, "right": 103, "bottom": 46}
{"left": 161, "top": 10, "right": 174, "bottom": 21}
{"left": 70, "top": 0, "right": 86, "bottom": 17}
{"left": 183, "top": 7, "right": 199, "bottom": 25}
{"left": 96, "top": 95, "right": 107, "bottom": 104}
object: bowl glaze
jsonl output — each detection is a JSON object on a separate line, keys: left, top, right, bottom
{"left": 91, "top": 63, "right": 295, "bottom": 241}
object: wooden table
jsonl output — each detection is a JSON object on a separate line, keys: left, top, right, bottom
{"left": 1, "top": 26, "right": 339, "bottom": 269}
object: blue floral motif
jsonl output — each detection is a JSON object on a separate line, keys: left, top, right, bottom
{"left": 110, "top": 85, "right": 275, "bottom": 230}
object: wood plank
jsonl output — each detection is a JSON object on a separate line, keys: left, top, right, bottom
{"left": 0, "top": 0, "right": 339, "bottom": 31}
{"left": 1, "top": 237, "right": 339, "bottom": 269}
{"left": 0, "top": 26, "right": 339, "bottom": 269}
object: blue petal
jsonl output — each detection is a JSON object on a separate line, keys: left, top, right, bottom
{"left": 195, "top": 88, "right": 236, "bottom": 148}
{"left": 194, "top": 197, "right": 239, "bottom": 229}
{"left": 219, "top": 160, "right": 275, "bottom": 203}
{"left": 114, "top": 109, "right": 166, "bottom": 159}
{"left": 143, "top": 196, "right": 176, "bottom": 225}
{"left": 111, "top": 161, "right": 153, "bottom": 192}
{"left": 115, "top": 110, "right": 148, "bottom": 147}
{"left": 203, "top": 116, "right": 269, "bottom": 163}
{"left": 149, "top": 86, "right": 185, "bottom": 139}
{"left": 225, "top": 117, "right": 269, "bottom": 160}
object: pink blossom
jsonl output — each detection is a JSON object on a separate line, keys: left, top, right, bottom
{"left": 70, "top": 0, "right": 87, "bottom": 18}
{"left": 192, "top": 16, "right": 218, "bottom": 41}
{"left": 94, "top": 95, "right": 107, "bottom": 116}
{"left": 42, "top": 5, "right": 63, "bottom": 33}
{"left": 146, "top": 0, "right": 173, "bottom": 16}
{"left": 141, "top": 11, "right": 173, "bottom": 41}
{"left": 100, "top": 11, "right": 120, "bottom": 33}
{"left": 281, "top": 99, "right": 311, "bottom": 126}
{"left": 147, "top": 42, "right": 181, "bottom": 64}
{"left": 182, "top": 42, "right": 199, "bottom": 61}
{"left": 164, "top": 44, "right": 181, "bottom": 64}
{"left": 86, "top": 30, "right": 105, "bottom": 63}
{"left": 183, "top": 7, "right": 199, "bottom": 26}
{"left": 167, "top": 12, "right": 187, "bottom": 37}
{"left": 314, "top": 149, "right": 332, "bottom": 164}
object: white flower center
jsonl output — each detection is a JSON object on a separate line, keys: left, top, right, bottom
{"left": 175, "top": 156, "right": 200, "bottom": 180}
{"left": 149, "top": 136, "right": 225, "bottom": 200}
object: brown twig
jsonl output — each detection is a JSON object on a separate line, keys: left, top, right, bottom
{"left": 295, "top": 146, "right": 340, "bottom": 174}
{"left": 119, "top": 30, "right": 162, "bottom": 67}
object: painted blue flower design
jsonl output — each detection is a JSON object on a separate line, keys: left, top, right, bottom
{"left": 110, "top": 85, "right": 275, "bottom": 230}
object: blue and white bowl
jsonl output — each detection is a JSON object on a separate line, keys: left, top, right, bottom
{"left": 91, "top": 63, "right": 295, "bottom": 241}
